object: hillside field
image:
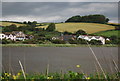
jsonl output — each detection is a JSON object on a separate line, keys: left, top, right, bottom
{"left": 1, "top": 22, "right": 116, "bottom": 34}
{"left": 93, "top": 30, "right": 120, "bottom": 37}
{"left": 0, "top": 21, "right": 26, "bottom": 27}
{"left": 37, "top": 23, "right": 115, "bottom": 34}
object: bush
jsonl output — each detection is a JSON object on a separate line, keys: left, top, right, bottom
{"left": 89, "top": 39, "right": 102, "bottom": 45}
{"left": 46, "top": 23, "right": 56, "bottom": 32}
{"left": 22, "top": 39, "right": 39, "bottom": 44}
{"left": 75, "top": 30, "right": 87, "bottom": 36}
{"left": 105, "top": 40, "right": 112, "bottom": 44}
{"left": 109, "top": 35, "right": 119, "bottom": 44}
{"left": 68, "top": 39, "right": 78, "bottom": 44}
{"left": 51, "top": 39, "right": 66, "bottom": 44}
{"left": 2, "top": 39, "right": 9, "bottom": 44}
{"left": 77, "top": 38, "right": 88, "bottom": 44}
{"left": 2, "top": 39, "right": 15, "bottom": 44}
{"left": 63, "top": 31, "right": 73, "bottom": 35}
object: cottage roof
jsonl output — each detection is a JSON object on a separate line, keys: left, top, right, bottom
{"left": 4, "top": 32, "right": 14, "bottom": 35}
{"left": 94, "top": 36, "right": 101, "bottom": 39}
{"left": 53, "top": 35, "right": 76, "bottom": 41}
{"left": 12, "top": 31, "right": 22, "bottom": 34}
{"left": 87, "top": 36, "right": 93, "bottom": 39}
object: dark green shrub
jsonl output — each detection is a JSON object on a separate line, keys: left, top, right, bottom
{"left": 51, "top": 39, "right": 66, "bottom": 44}
{"left": 22, "top": 39, "right": 38, "bottom": 44}
{"left": 63, "top": 31, "right": 73, "bottom": 35}
{"left": 77, "top": 38, "right": 88, "bottom": 44}
{"left": 68, "top": 39, "right": 78, "bottom": 44}
{"left": 2, "top": 39, "right": 15, "bottom": 44}
{"left": 2, "top": 39, "right": 9, "bottom": 44}
{"left": 75, "top": 30, "right": 87, "bottom": 36}
{"left": 46, "top": 23, "right": 56, "bottom": 32}
{"left": 109, "top": 35, "right": 119, "bottom": 44}
{"left": 89, "top": 39, "right": 102, "bottom": 45}
{"left": 105, "top": 40, "right": 112, "bottom": 44}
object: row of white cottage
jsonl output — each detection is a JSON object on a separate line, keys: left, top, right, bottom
{"left": 52, "top": 35, "right": 110, "bottom": 45}
{"left": 78, "top": 35, "right": 108, "bottom": 45}
{"left": 0, "top": 31, "right": 33, "bottom": 41}
{"left": 0, "top": 31, "right": 109, "bottom": 44}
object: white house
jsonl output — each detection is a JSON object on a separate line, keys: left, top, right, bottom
{"left": 78, "top": 35, "right": 106, "bottom": 44}
{"left": 0, "top": 31, "right": 27, "bottom": 41}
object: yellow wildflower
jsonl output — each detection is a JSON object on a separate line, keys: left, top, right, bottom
{"left": 17, "top": 73, "right": 21, "bottom": 76}
{"left": 76, "top": 65, "right": 80, "bottom": 68}
{"left": 75, "top": 73, "right": 78, "bottom": 76}
{"left": 5, "top": 73, "right": 8, "bottom": 76}
{"left": 86, "top": 77, "right": 90, "bottom": 80}
{"left": 47, "top": 77, "right": 50, "bottom": 79}
{"left": 1, "top": 76, "right": 4, "bottom": 79}
{"left": 47, "top": 76, "right": 53, "bottom": 79}
{"left": 2, "top": 77, "right": 4, "bottom": 79}
{"left": 13, "top": 75, "right": 17, "bottom": 80}
{"left": 4, "top": 73, "right": 11, "bottom": 77}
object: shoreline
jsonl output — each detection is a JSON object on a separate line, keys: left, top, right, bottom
{"left": 1, "top": 44, "right": 118, "bottom": 47}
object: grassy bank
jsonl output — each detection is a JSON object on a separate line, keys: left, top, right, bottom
{"left": 1, "top": 71, "right": 119, "bottom": 80}
{"left": 1, "top": 44, "right": 118, "bottom": 47}
{"left": 93, "top": 30, "right": 120, "bottom": 38}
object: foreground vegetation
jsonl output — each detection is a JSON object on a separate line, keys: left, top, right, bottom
{"left": 1, "top": 71, "right": 119, "bottom": 80}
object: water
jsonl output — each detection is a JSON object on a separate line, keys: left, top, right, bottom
{"left": 2, "top": 47, "right": 118, "bottom": 74}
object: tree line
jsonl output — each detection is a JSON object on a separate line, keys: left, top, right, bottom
{"left": 65, "top": 14, "right": 109, "bottom": 24}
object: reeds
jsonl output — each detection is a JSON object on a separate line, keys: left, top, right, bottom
{"left": 19, "top": 60, "right": 26, "bottom": 80}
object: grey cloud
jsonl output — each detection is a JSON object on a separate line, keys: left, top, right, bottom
{"left": 2, "top": 2, "right": 118, "bottom": 23}
{"left": 2, "top": 0, "right": 119, "bottom": 2}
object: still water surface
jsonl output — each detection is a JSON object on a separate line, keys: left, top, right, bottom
{"left": 2, "top": 47, "right": 118, "bottom": 74}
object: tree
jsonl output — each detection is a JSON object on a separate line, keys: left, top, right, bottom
{"left": 3, "top": 24, "right": 18, "bottom": 32}
{"left": 46, "top": 23, "right": 56, "bottom": 32}
{"left": 28, "top": 21, "right": 32, "bottom": 25}
{"left": 65, "top": 15, "right": 82, "bottom": 22}
{"left": 23, "top": 21, "right": 27, "bottom": 24}
{"left": 75, "top": 30, "right": 87, "bottom": 36}
{"left": 106, "top": 18, "right": 109, "bottom": 23}
{"left": 31, "top": 21, "right": 37, "bottom": 27}
{"left": 65, "top": 14, "right": 109, "bottom": 24}
{"left": 63, "top": 31, "right": 73, "bottom": 35}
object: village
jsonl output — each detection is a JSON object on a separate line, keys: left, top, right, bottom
{"left": 1, "top": 14, "right": 119, "bottom": 45}
{"left": 0, "top": 30, "right": 110, "bottom": 45}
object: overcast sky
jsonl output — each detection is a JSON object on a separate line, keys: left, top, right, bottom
{"left": 2, "top": 2, "right": 118, "bottom": 23}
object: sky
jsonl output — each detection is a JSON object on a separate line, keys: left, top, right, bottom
{"left": 1, "top": 2, "right": 118, "bottom": 23}
{"left": 2, "top": 0, "right": 120, "bottom": 2}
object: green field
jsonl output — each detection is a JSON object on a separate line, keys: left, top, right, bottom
{"left": 37, "top": 23, "right": 115, "bottom": 34}
{"left": 1, "top": 22, "right": 116, "bottom": 34}
{"left": 93, "top": 30, "right": 120, "bottom": 37}
{"left": 0, "top": 21, "right": 26, "bottom": 27}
